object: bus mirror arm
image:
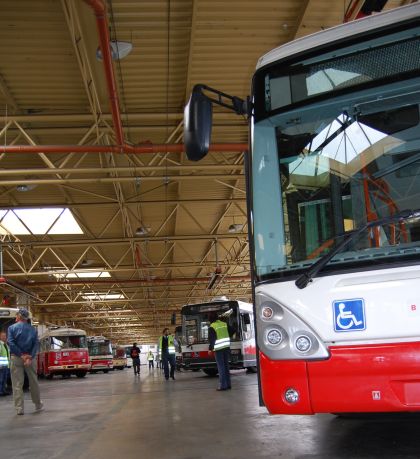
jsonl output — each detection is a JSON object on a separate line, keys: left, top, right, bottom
{"left": 183, "top": 84, "right": 251, "bottom": 162}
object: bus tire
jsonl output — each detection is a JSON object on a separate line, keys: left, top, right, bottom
{"left": 246, "top": 366, "right": 258, "bottom": 373}
{"left": 46, "top": 374, "right": 53, "bottom": 380}
{"left": 203, "top": 368, "right": 218, "bottom": 377}
{"left": 76, "top": 372, "right": 87, "bottom": 378}
{"left": 103, "top": 370, "right": 109, "bottom": 373}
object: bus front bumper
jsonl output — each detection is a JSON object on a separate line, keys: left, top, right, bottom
{"left": 260, "top": 341, "right": 420, "bottom": 415}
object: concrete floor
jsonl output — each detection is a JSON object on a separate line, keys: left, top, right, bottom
{"left": 1, "top": 367, "right": 420, "bottom": 459}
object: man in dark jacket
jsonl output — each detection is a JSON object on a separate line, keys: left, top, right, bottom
{"left": 130, "top": 343, "right": 141, "bottom": 375}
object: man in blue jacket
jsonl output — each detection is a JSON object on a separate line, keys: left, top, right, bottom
{"left": 8, "top": 308, "right": 43, "bottom": 415}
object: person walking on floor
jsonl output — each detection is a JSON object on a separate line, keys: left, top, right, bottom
{"left": 147, "top": 350, "right": 154, "bottom": 369}
{"left": 130, "top": 343, "right": 141, "bottom": 375}
{"left": 158, "top": 328, "right": 176, "bottom": 380}
{"left": 0, "top": 330, "right": 11, "bottom": 396}
{"left": 208, "top": 311, "right": 231, "bottom": 391}
{"left": 7, "top": 308, "right": 43, "bottom": 415}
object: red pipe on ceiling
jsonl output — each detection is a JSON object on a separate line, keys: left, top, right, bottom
{"left": 26, "top": 275, "right": 251, "bottom": 287}
{"left": 0, "top": 143, "right": 248, "bottom": 154}
{"left": 84, "top": 0, "right": 124, "bottom": 145}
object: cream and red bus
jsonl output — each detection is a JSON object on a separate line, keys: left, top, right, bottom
{"left": 88, "top": 335, "right": 113, "bottom": 373}
{"left": 181, "top": 299, "right": 256, "bottom": 375}
{"left": 184, "top": 4, "right": 420, "bottom": 414}
{"left": 37, "top": 327, "right": 90, "bottom": 379}
{"left": 112, "top": 345, "right": 127, "bottom": 370}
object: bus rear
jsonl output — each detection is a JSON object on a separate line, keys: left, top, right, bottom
{"left": 112, "top": 346, "right": 127, "bottom": 370}
{"left": 88, "top": 336, "right": 113, "bottom": 373}
{"left": 250, "top": 5, "right": 420, "bottom": 414}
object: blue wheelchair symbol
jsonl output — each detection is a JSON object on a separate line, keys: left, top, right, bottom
{"left": 333, "top": 299, "right": 366, "bottom": 332}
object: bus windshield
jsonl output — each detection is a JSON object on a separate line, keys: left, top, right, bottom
{"left": 252, "top": 23, "right": 420, "bottom": 281}
{"left": 51, "top": 335, "right": 87, "bottom": 350}
{"left": 182, "top": 302, "right": 240, "bottom": 345}
{"left": 88, "top": 341, "right": 112, "bottom": 356}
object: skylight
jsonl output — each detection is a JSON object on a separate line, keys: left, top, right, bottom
{"left": 0, "top": 208, "right": 83, "bottom": 235}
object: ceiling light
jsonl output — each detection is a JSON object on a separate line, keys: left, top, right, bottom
{"left": 135, "top": 226, "right": 150, "bottom": 236}
{"left": 16, "top": 183, "right": 37, "bottom": 192}
{"left": 96, "top": 40, "right": 133, "bottom": 61}
{"left": 228, "top": 223, "right": 243, "bottom": 233}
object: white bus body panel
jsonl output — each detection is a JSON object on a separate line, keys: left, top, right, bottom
{"left": 257, "top": 264, "right": 420, "bottom": 346}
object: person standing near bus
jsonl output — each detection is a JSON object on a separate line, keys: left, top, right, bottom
{"left": 8, "top": 308, "right": 43, "bottom": 415}
{"left": 130, "top": 343, "right": 141, "bottom": 375}
{"left": 0, "top": 330, "right": 10, "bottom": 396}
{"left": 158, "top": 328, "right": 176, "bottom": 380}
{"left": 208, "top": 311, "right": 231, "bottom": 391}
{"left": 147, "top": 350, "right": 154, "bottom": 369}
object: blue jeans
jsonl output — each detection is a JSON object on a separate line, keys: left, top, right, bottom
{"left": 162, "top": 353, "right": 175, "bottom": 379}
{"left": 215, "top": 348, "right": 231, "bottom": 390}
{"left": 0, "top": 367, "right": 8, "bottom": 394}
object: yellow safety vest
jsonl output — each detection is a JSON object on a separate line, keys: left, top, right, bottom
{"left": 158, "top": 335, "right": 176, "bottom": 355}
{"left": 0, "top": 340, "right": 9, "bottom": 368}
{"left": 210, "top": 320, "right": 230, "bottom": 351}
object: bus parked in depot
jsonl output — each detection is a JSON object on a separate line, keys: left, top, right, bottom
{"left": 112, "top": 345, "right": 127, "bottom": 370}
{"left": 37, "top": 327, "right": 90, "bottom": 379}
{"left": 184, "top": 4, "right": 420, "bottom": 414}
{"left": 87, "top": 336, "right": 113, "bottom": 373}
{"left": 181, "top": 299, "right": 256, "bottom": 375}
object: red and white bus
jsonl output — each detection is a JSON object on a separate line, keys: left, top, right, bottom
{"left": 38, "top": 327, "right": 90, "bottom": 379}
{"left": 88, "top": 336, "right": 113, "bottom": 373}
{"left": 181, "top": 299, "right": 256, "bottom": 375}
{"left": 184, "top": 4, "right": 420, "bottom": 414}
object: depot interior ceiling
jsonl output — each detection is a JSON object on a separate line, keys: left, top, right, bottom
{"left": 0, "top": 0, "right": 412, "bottom": 343}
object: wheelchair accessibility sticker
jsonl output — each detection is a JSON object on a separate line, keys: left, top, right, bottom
{"left": 333, "top": 298, "right": 366, "bottom": 332}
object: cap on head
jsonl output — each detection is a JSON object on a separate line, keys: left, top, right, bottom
{"left": 17, "top": 308, "right": 30, "bottom": 320}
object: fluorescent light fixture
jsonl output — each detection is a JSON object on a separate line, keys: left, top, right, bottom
{"left": 81, "top": 293, "right": 125, "bottom": 300}
{"left": 53, "top": 271, "right": 111, "bottom": 279}
{"left": 0, "top": 208, "right": 83, "bottom": 235}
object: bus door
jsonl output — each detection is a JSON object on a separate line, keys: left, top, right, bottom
{"left": 239, "top": 312, "right": 257, "bottom": 369}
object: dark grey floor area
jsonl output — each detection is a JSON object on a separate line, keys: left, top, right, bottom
{"left": 1, "top": 366, "right": 420, "bottom": 459}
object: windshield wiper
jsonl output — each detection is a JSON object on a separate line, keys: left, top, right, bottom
{"left": 295, "top": 208, "right": 420, "bottom": 289}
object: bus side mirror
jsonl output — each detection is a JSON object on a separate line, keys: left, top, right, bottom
{"left": 243, "top": 313, "right": 251, "bottom": 325}
{"left": 184, "top": 85, "right": 213, "bottom": 161}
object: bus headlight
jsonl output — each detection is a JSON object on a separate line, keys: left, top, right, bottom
{"left": 284, "top": 388, "right": 299, "bottom": 404}
{"left": 267, "top": 329, "right": 283, "bottom": 346}
{"left": 295, "top": 335, "right": 312, "bottom": 353}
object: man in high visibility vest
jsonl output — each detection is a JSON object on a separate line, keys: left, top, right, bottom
{"left": 208, "top": 312, "right": 231, "bottom": 391}
{"left": 158, "top": 328, "right": 176, "bottom": 380}
{"left": 147, "top": 350, "right": 154, "bottom": 369}
{"left": 0, "top": 330, "right": 10, "bottom": 396}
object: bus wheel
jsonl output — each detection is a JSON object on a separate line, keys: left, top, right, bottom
{"left": 76, "top": 372, "right": 87, "bottom": 378}
{"left": 246, "top": 366, "right": 258, "bottom": 373}
{"left": 203, "top": 369, "right": 218, "bottom": 377}
{"left": 103, "top": 370, "right": 109, "bottom": 374}
{"left": 46, "top": 374, "right": 53, "bottom": 380}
